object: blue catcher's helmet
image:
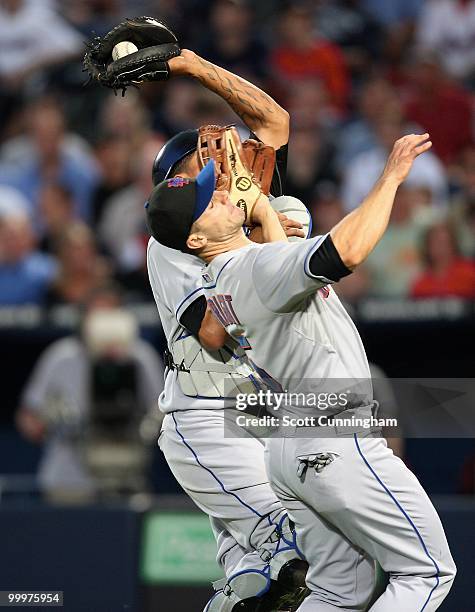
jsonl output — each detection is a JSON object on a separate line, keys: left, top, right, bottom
{"left": 152, "top": 129, "right": 199, "bottom": 186}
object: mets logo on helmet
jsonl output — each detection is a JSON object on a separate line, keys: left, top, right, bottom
{"left": 167, "top": 177, "right": 190, "bottom": 188}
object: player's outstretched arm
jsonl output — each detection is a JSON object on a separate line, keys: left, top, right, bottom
{"left": 168, "top": 50, "right": 290, "bottom": 149}
{"left": 331, "top": 134, "right": 432, "bottom": 270}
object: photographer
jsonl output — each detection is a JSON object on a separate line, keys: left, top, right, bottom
{"left": 16, "top": 283, "right": 163, "bottom": 501}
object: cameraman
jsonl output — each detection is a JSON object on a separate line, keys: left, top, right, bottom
{"left": 16, "top": 283, "right": 164, "bottom": 501}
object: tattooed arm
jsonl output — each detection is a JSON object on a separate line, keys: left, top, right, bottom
{"left": 168, "top": 49, "right": 289, "bottom": 150}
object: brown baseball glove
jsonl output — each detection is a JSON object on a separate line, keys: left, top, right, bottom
{"left": 197, "top": 125, "right": 276, "bottom": 225}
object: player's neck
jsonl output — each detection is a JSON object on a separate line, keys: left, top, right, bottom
{"left": 200, "top": 233, "right": 251, "bottom": 263}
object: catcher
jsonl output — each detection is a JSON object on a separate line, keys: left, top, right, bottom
{"left": 85, "top": 18, "right": 312, "bottom": 612}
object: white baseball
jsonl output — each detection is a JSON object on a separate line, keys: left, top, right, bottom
{"left": 112, "top": 41, "right": 138, "bottom": 61}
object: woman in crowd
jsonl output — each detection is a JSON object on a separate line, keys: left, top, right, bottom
{"left": 411, "top": 221, "right": 475, "bottom": 299}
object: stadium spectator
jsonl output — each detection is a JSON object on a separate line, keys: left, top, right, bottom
{"left": 309, "top": 182, "right": 345, "bottom": 237}
{"left": 0, "top": 183, "right": 30, "bottom": 217}
{"left": 0, "top": 0, "right": 82, "bottom": 123}
{"left": 38, "top": 183, "right": 76, "bottom": 253}
{"left": 198, "top": 0, "right": 268, "bottom": 82}
{"left": 91, "top": 134, "right": 134, "bottom": 228}
{"left": 360, "top": 0, "right": 424, "bottom": 68}
{"left": 16, "top": 283, "right": 164, "bottom": 500}
{"left": 364, "top": 187, "right": 428, "bottom": 298}
{"left": 337, "top": 76, "right": 400, "bottom": 172}
{"left": 286, "top": 127, "right": 336, "bottom": 204}
{"left": 314, "top": 0, "right": 383, "bottom": 80}
{"left": 97, "top": 90, "right": 152, "bottom": 154}
{"left": 190, "top": 88, "right": 236, "bottom": 133}
{"left": 153, "top": 79, "right": 235, "bottom": 137}
{"left": 416, "top": 0, "right": 475, "bottom": 83}
{"left": 0, "top": 1, "right": 82, "bottom": 82}
{"left": 63, "top": 0, "right": 125, "bottom": 38}
{"left": 45, "top": 221, "right": 110, "bottom": 306}
{"left": 271, "top": 5, "right": 349, "bottom": 114}
{"left": 341, "top": 102, "right": 448, "bottom": 212}
{"left": 98, "top": 137, "right": 164, "bottom": 274}
{"left": 286, "top": 79, "right": 334, "bottom": 130}
{"left": 454, "top": 198, "right": 475, "bottom": 258}
{"left": 361, "top": 0, "right": 424, "bottom": 27}
{"left": 404, "top": 52, "right": 474, "bottom": 164}
{"left": 153, "top": 79, "right": 201, "bottom": 135}
{"left": 449, "top": 144, "right": 475, "bottom": 257}
{"left": 0, "top": 207, "right": 56, "bottom": 305}
{"left": 0, "top": 97, "right": 93, "bottom": 167}
{"left": 411, "top": 222, "right": 475, "bottom": 299}
{"left": 0, "top": 97, "right": 98, "bottom": 222}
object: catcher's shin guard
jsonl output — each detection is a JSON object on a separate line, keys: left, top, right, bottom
{"left": 256, "top": 516, "right": 309, "bottom": 611}
{"left": 263, "top": 514, "right": 305, "bottom": 580}
{"left": 258, "top": 560, "right": 309, "bottom": 612}
{"left": 203, "top": 569, "right": 271, "bottom": 612}
{"left": 204, "top": 561, "right": 309, "bottom": 612}
{"left": 204, "top": 516, "right": 308, "bottom": 612}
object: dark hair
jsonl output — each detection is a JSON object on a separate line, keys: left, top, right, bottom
{"left": 170, "top": 151, "right": 196, "bottom": 177}
{"left": 421, "top": 222, "right": 460, "bottom": 267}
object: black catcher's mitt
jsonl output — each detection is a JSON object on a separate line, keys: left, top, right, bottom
{"left": 83, "top": 16, "right": 181, "bottom": 92}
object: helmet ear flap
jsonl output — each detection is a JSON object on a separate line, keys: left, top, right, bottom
{"left": 152, "top": 129, "right": 199, "bottom": 185}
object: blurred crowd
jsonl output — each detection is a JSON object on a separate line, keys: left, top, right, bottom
{"left": 0, "top": 0, "right": 474, "bottom": 308}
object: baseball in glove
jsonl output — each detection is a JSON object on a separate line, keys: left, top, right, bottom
{"left": 83, "top": 16, "right": 181, "bottom": 92}
{"left": 197, "top": 125, "right": 276, "bottom": 225}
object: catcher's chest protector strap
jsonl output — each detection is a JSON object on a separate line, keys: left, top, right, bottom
{"left": 168, "top": 333, "right": 267, "bottom": 398}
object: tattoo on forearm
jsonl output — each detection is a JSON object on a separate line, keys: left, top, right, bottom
{"left": 195, "top": 57, "right": 275, "bottom": 128}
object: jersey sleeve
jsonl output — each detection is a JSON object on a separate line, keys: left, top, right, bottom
{"left": 252, "top": 234, "right": 335, "bottom": 313}
{"left": 147, "top": 238, "right": 204, "bottom": 323}
{"left": 179, "top": 295, "right": 207, "bottom": 337}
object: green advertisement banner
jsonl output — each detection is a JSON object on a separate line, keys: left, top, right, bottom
{"left": 141, "top": 511, "right": 223, "bottom": 585}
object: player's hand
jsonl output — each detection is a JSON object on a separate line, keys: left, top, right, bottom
{"left": 249, "top": 211, "right": 304, "bottom": 243}
{"left": 277, "top": 212, "right": 305, "bottom": 239}
{"left": 168, "top": 49, "right": 197, "bottom": 76}
{"left": 382, "top": 133, "right": 432, "bottom": 185}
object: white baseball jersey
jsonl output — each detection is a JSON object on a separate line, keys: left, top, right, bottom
{"left": 202, "top": 236, "right": 456, "bottom": 612}
{"left": 202, "top": 235, "right": 372, "bottom": 415}
{"left": 146, "top": 196, "right": 312, "bottom": 414}
{"left": 147, "top": 238, "right": 270, "bottom": 412}
{"left": 146, "top": 202, "right": 312, "bottom": 586}
{"left": 147, "top": 237, "right": 223, "bottom": 412}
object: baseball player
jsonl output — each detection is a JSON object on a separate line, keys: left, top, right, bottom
{"left": 82, "top": 18, "right": 311, "bottom": 610}
{"left": 146, "top": 50, "right": 312, "bottom": 611}
{"left": 147, "top": 133, "right": 456, "bottom": 611}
